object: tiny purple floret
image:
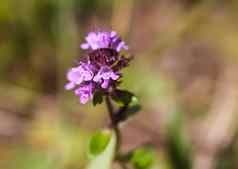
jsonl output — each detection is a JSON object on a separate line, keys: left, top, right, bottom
{"left": 80, "top": 31, "right": 128, "bottom": 52}
{"left": 93, "top": 66, "right": 119, "bottom": 89}
{"left": 65, "top": 63, "right": 94, "bottom": 90}
{"left": 74, "top": 83, "right": 94, "bottom": 104}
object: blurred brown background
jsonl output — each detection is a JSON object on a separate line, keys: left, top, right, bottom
{"left": 1, "top": 0, "right": 238, "bottom": 169}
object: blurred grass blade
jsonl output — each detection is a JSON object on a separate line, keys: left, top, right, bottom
{"left": 167, "top": 110, "right": 192, "bottom": 169}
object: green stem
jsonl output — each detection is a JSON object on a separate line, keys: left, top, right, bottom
{"left": 105, "top": 95, "right": 122, "bottom": 154}
{"left": 105, "top": 95, "right": 114, "bottom": 125}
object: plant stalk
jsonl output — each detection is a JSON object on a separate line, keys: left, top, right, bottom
{"left": 105, "top": 95, "right": 121, "bottom": 155}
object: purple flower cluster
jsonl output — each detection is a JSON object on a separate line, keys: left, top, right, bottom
{"left": 65, "top": 31, "right": 131, "bottom": 104}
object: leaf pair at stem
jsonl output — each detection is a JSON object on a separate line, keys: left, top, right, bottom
{"left": 93, "top": 89, "right": 141, "bottom": 127}
{"left": 85, "top": 88, "right": 158, "bottom": 169}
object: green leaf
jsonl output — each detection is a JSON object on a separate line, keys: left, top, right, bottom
{"left": 86, "top": 130, "right": 116, "bottom": 169}
{"left": 124, "top": 96, "right": 141, "bottom": 116}
{"left": 93, "top": 90, "right": 104, "bottom": 106}
{"left": 88, "top": 130, "right": 111, "bottom": 157}
{"left": 111, "top": 89, "right": 134, "bottom": 105}
{"left": 111, "top": 89, "right": 141, "bottom": 123}
{"left": 130, "top": 146, "right": 156, "bottom": 169}
{"left": 116, "top": 96, "right": 141, "bottom": 123}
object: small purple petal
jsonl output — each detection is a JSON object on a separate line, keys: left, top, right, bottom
{"left": 86, "top": 32, "right": 98, "bottom": 49}
{"left": 67, "top": 68, "right": 83, "bottom": 84}
{"left": 80, "top": 94, "right": 90, "bottom": 104}
{"left": 111, "top": 73, "right": 119, "bottom": 80}
{"left": 65, "top": 82, "right": 75, "bottom": 90}
{"left": 74, "top": 83, "right": 94, "bottom": 104}
{"left": 123, "top": 45, "right": 129, "bottom": 50}
{"left": 65, "top": 63, "right": 94, "bottom": 93}
{"left": 86, "top": 32, "right": 97, "bottom": 42}
{"left": 80, "top": 64, "right": 94, "bottom": 81}
{"left": 110, "top": 31, "right": 117, "bottom": 38}
{"left": 80, "top": 43, "right": 89, "bottom": 49}
{"left": 116, "top": 41, "right": 127, "bottom": 52}
{"left": 101, "top": 79, "right": 110, "bottom": 89}
{"left": 93, "top": 74, "right": 101, "bottom": 82}
{"left": 93, "top": 66, "right": 119, "bottom": 82}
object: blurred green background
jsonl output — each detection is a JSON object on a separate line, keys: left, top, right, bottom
{"left": 1, "top": 0, "right": 238, "bottom": 169}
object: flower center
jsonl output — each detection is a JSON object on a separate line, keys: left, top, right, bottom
{"left": 88, "top": 48, "right": 119, "bottom": 67}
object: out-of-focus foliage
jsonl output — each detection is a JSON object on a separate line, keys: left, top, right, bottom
{"left": 129, "top": 146, "right": 157, "bottom": 169}
{"left": 167, "top": 110, "right": 192, "bottom": 169}
{"left": 1, "top": 0, "right": 238, "bottom": 169}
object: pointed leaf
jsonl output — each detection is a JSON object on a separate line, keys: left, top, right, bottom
{"left": 111, "top": 89, "right": 134, "bottom": 105}
{"left": 113, "top": 96, "right": 141, "bottom": 124}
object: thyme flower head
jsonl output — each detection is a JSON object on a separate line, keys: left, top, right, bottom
{"left": 65, "top": 30, "right": 131, "bottom": 104}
